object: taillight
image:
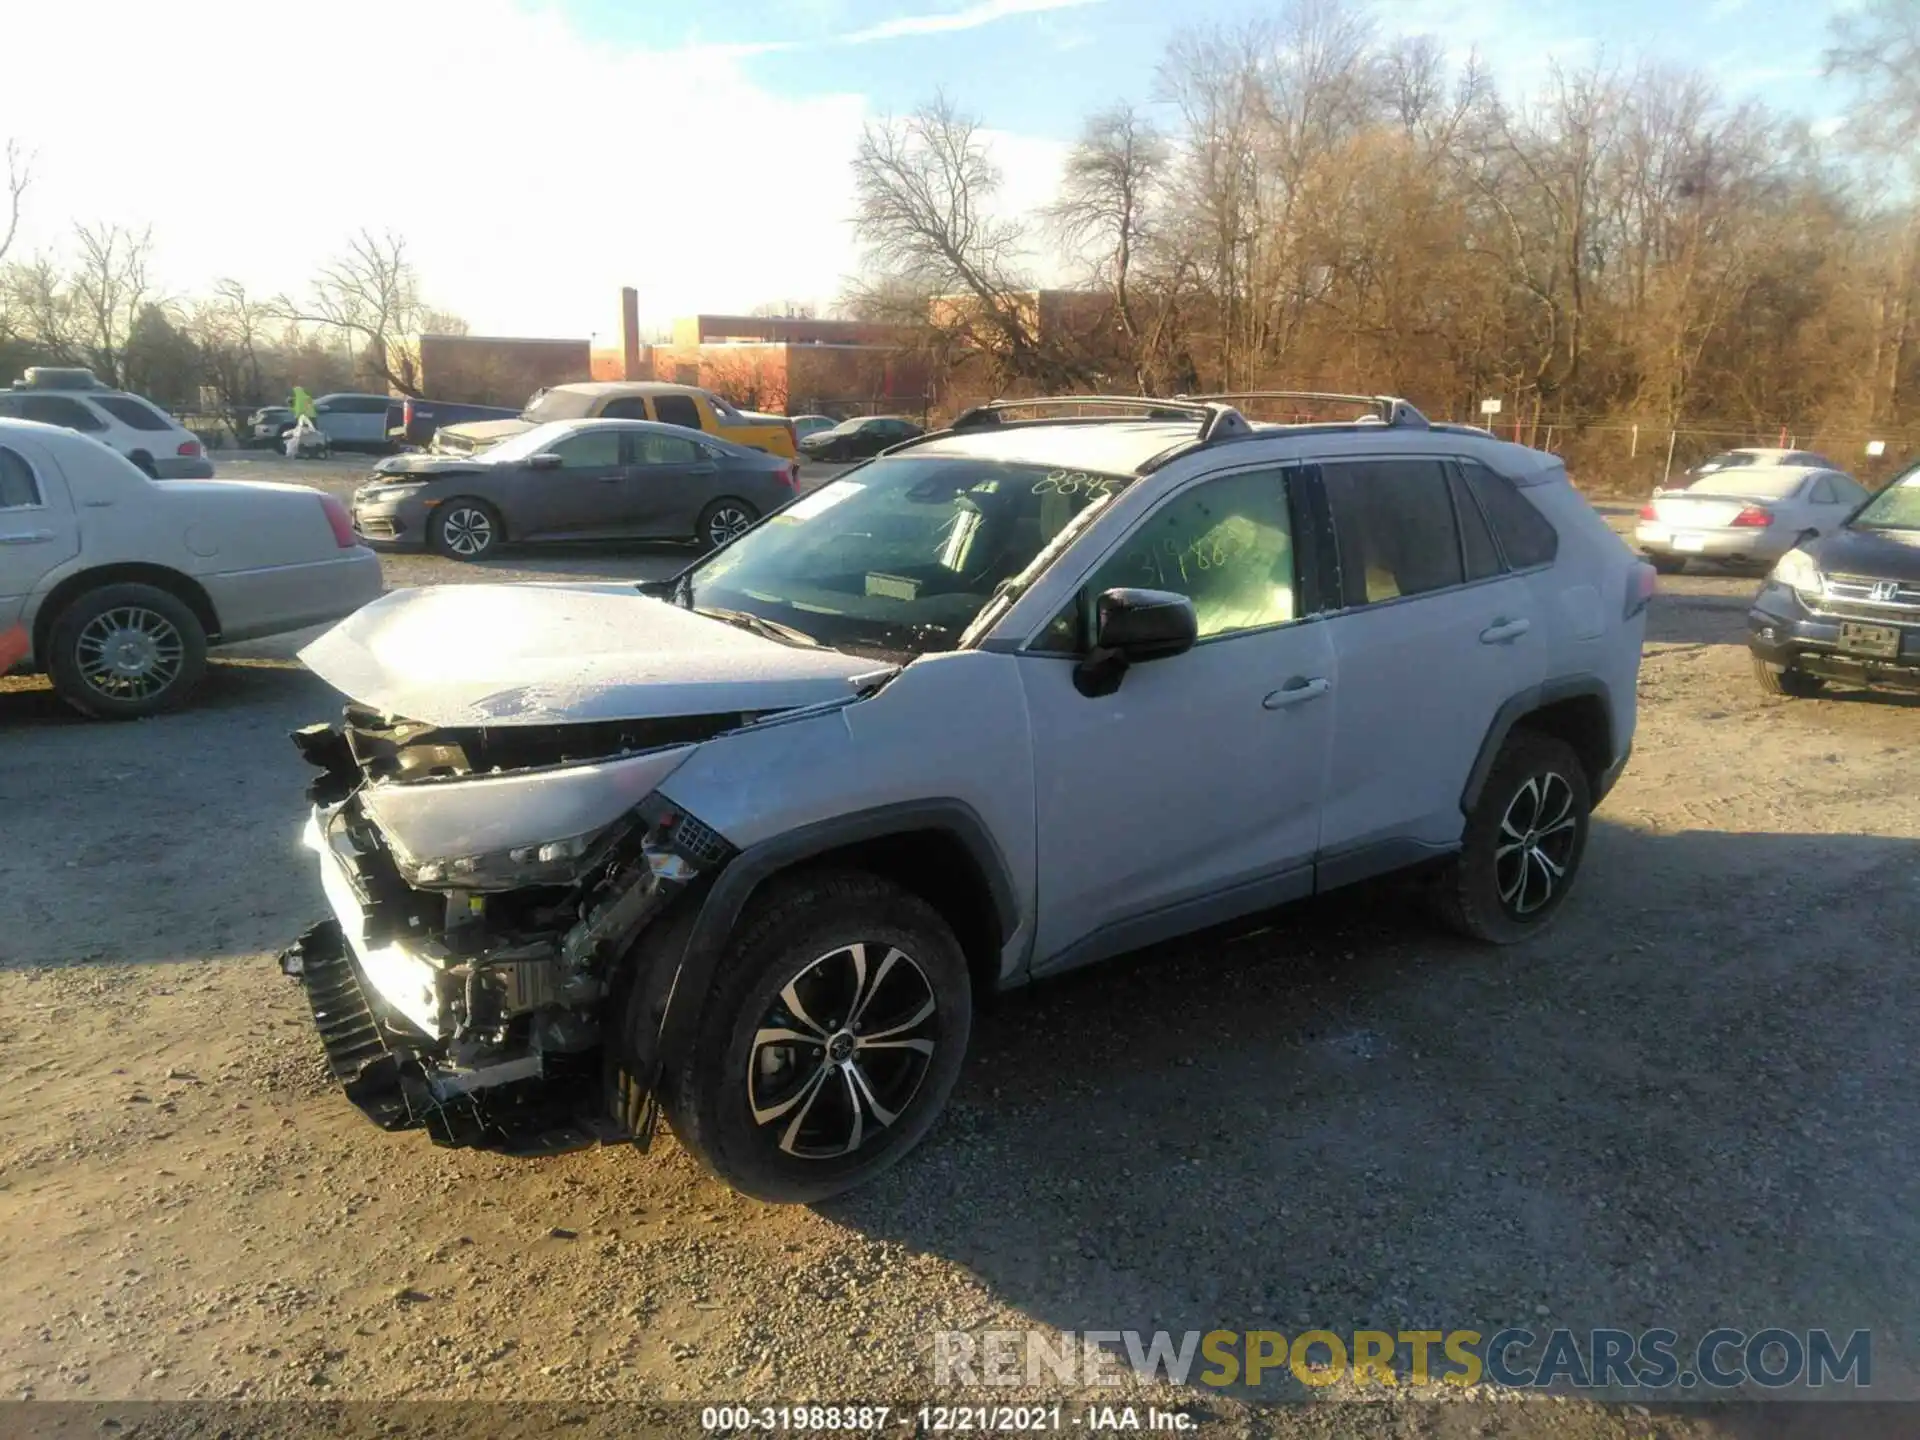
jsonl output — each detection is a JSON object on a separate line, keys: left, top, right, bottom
{"left": 1626, "top": 560, "right": 1657, "bottom": 619}
{"left": 318, "top": 494, "right": 356, "bottom": 548}
{"left": 783, "top": 462, "right": 799, "bottom": 490}
{"left": 403, "top": 399, "right": 415, "bottom": 428}
{"left": 1732, "top": 506, "right": 1773, "bottom": 527}
{"left": 1638, "top": 503, "right": 1656, "bottom": 520}
{"left": 177, "top": 439, "right": 201, "bottom": 457}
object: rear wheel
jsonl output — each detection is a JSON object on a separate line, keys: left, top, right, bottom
{"left": 1752, "top": 654, "right": 1825, "bottom": 698}
{"left": 1433, "top": 731, "right": 1591, "bottom": 944}
{"left": 432, "top": 498, "right": 501, "bottom": 560}
{"left": 697, "top": 497, "right": 758, "bottom": 551}
{"left": 662, "top": 870, "right": 972, "bottom": 1204}
{"left": 1648, "top": 554, "right": 1687, "bottom": 575}
{"left": 47, "top": 582, "right": 208, "bottom": 720}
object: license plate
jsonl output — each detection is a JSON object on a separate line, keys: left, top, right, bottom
{"left": 1672, "top": 533, "right": 1706, "bottom": 552}
{"left": 1838, "top": 622, "right": 1902, "bottom": 659}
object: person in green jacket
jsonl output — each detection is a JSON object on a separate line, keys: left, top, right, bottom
{"left": 290, "top": 386, "right": 316, "bottom": 424}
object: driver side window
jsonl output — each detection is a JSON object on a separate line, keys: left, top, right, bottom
{"left": 1047, "top": 469, "right": 1297, "bottom": 648}
{"left": 551, "top": 429, "right": 623, "bottom": 469}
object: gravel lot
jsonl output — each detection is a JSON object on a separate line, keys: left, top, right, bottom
{"left": 2, "top": 456, "right": 1916, "bottom": 1436}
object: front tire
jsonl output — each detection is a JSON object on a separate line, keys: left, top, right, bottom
{"left": 697, "top": 497, "right": 758, "bottom": 551}
{"left": 662, "top": 871, "right": 972, "bottom": 1204}
{"left": 47, "top": 582, "right": 208, "bottom": 720}
{"left": 432, "top": 498, "right": 502, "bottom": 560}
{"left": 1752, "top": 654, "right": 1825, "bottom": 698}
{"left": 1433, "top": 731, "right": 1591, "bottom": 944}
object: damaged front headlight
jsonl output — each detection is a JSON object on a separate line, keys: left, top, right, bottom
{"left": 359, "top": 744, "right": 698, "bottom": 891}
{"left": 1771, "top": 547, "right": 1824, "bottom": 601}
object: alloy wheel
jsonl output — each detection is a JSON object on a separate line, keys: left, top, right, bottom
{"left": 74, "top": 606, "right": 185, "bottom": 702}
{"left": 746, "top": 942, "right": 938, "bottom": 1160}
{"left": 442, "top": 506, "right": 493, "bottom": 556}
{"left": 1495, "top": 771, "right": 1579, "bottom": 917}
{"left": 708, "top": 505, "right": 753, "bottom": 547}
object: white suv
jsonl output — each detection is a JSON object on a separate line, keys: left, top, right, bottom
{"left": 282, "top": 393, "right": 1653, "bottom": 1202}
{"left": 0, "top": 370, "right": 214, "bottom": 478}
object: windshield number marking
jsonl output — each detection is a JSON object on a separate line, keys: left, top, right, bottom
{"left": 1033, "top": 470, "right": 1116, "bottom": 498}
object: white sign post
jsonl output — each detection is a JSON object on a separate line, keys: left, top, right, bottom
{"left": 1867, "top": 440, "right": 1887, "bottom": 457}
{"left": 1480, "top": 397, "right": 1501, "bottom": 432}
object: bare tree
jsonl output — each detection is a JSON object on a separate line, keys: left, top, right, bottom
{"left": 70, "top": 223, "right": 156, "bottom": 387}
{"left": 1047, "top": 104, "right": 1169, "bottom": 391}
{"left": 851, "top": 93, "right": 1083, "bottom": 390}
{"left": 1, "top": 140, "right": 28, "bottom": 269}
{"left": 276, "top": 230, "right": 436, "bottom": 395}
{"left": 1825, "top": 0, "right": 1920, "bottom": 158}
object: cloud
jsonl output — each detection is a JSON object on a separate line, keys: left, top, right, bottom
{"left": 839, "top": 0, "right": 1104, "bottom": 45}
{"left": 0, "top": 0, "right": 1068, "bottom": 340}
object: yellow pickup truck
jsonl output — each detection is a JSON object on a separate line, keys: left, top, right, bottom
{"left": 432, "top": 381, "right": 798, "bottom": 459}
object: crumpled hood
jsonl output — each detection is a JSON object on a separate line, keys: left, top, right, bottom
{"left": 298, "top": 583, "right": 894, "bottom": 726}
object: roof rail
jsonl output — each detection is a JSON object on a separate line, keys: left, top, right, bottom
{"left": 928, "top": 394, "right": 1255, "bottom": 448}
{"left": 1178, "top": 391, "right": 1431, "bottom": 430}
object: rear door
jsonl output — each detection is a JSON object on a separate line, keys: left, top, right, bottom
{"left": 650, "top": 393, "right": 708, "bottom": 436}
{"left": 512, "top": 427, "right": 630, "bottom": 539}
{"left": 0, "top": 437, "right": 78, "bottom": 646}
{"left": 619, "top": 430, "right": 715, "bottom": 538}
{"left": 1311, "top": 455, "right": 1548, "bottom": 872}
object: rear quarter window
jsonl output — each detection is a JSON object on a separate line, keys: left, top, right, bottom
{"left": 92, "top": 395, "right": 175, "bottom": 431}
{"left": 1461, "top": 461, "right": 1559, "bottom": 569}
{"left": 0, "top": 446, "right": 41, "bottom": 507}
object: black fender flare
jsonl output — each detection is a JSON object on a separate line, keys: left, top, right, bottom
{"left": 616, "top": 800, "right": 1019, "bottom": 1137}
{"left": 1460, "top": 675, "right": 1614, "bottom": 814}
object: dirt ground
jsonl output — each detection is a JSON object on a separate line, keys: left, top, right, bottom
{"left": 2, "top": 456, "right": 1917, "bottom": 1437}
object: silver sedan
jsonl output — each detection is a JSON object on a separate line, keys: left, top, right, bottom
{"left": 1634, "top": 465, "right": 1869, "bottom": 574}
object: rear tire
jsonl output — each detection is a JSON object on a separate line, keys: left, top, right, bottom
{"left": 431, "top": 498, "right": 502, "bottom": 560}
{"left": 661, "top": 870, "right": 972, "bottom": 1204}
{"left": 1648, "top": 554, "right": 1687, "bottom": 575}
{"left": 1752, "top": 654, "right": 1825, "bottom": 698}
{"left": 697, "top": 497, "right": 758, "bottom": 551}
{"left": 47, "top": 582, "right": 208, "bottom": 720}
{"left": 1433, "top": 731, "right": 1591, "bottom": 944}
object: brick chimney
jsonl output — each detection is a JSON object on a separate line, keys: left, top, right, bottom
{"left": 620, "top": 287, "right": 641, "bottom": 381}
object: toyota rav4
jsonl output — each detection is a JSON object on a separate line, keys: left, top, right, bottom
{"left": 281, "top": 394, "right": 1652, "bottom": 1203}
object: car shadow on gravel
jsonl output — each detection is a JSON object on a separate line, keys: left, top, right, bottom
{"left": 0, "top": 658, "right": 326, "bottom": 731}
{"left": 824, "top": 820, "right": 1920, "bottom": 1402}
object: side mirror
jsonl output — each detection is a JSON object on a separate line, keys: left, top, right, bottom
{"left": 528, "top": 452, "right": 562, "bottom": 471}
{"left": 1073, "top": 587, "right": 1198, "bottom": 698}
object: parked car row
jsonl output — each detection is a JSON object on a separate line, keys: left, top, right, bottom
{"left": 433, "top": 381, "right": 800, "bottom": 460}
{"left": 1625, "top": 445, "right": 1920, "bottom": 701}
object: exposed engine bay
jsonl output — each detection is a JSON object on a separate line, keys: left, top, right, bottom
{"left": 279, "top": 706, "right": 741, "bottom": 1148}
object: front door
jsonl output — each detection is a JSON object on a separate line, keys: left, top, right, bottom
{"left": 1018, "top": 464, "right": 1336, "bottom": 973}
{"left": 0, "top": 437, "right": 78, "bottom": 643}
{"left": 1311, "top": 456, "right": 1548, "bottom": 864}
{"left": 513, "top": 427, "right": 631, "bottom": 539}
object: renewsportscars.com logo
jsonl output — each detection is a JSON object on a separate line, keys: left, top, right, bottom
{"left": 933, "top": 1328, "right": 1872, "bottom": 1392}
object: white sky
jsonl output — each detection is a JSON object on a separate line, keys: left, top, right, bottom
{"left": 0, "top": 0, "right": 1070, "bottom": 341}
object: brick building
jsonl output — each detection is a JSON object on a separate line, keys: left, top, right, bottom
{"left": 410, "top": 334, "right": 592, "bottom": 407}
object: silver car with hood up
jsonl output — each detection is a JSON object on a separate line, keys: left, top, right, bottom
{"left": 281, "top": 393, "right": 1648, "bottom": 1203}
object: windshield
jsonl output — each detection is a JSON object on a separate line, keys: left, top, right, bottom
{"left": 682, "top": 455, "right": 1135, "bottom": 658}
{"left": 1686, "top": 470, "right": 1807, "bottom": 500}
{"left": 474, "top": 421, "right": 583, "bottom": 464}
{"left": 1853, "top": 469, "right": 1920, "bottom": 531}
{"left": 523, "top": 388, "right": 597, "bottom": 423}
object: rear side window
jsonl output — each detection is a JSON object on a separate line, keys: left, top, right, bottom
{"left": 1450, "top": 469, "right": 1504, "bottom": 581}
{"left": 599, "top": 397, "right": 650, "bottom": 420}
{"left": 92, "top": 395, "right": 174, "bottom": 431}
{"left": 1461, "top": 461, "right": 1558, "bottom": 569}
{"left": 1810, "top": 476, "right": 1837, "bottom": 504}
{"left": 632, "top": 432, "right": 701, "bottom": 465}
{"left": 653, "top": 395, "right": 704, "bottom": 430}
{"left": 10, "top": 394, "right": 105, "bottom": 431}
{"left": 0, "top": 446, "right": 41, "bottom": 507}
{"left": 1321, "top": 459, "right": 1463, "bottom": 605}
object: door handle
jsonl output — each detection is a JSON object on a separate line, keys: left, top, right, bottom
{"left": 1479, "top": 617, "right": 1532, "bottom": 644}
{"left": 0, "top": 530, "right": 56, "bottom": 545}
{"left": 1263, "top": 676, "right": 1330, "bottom": 710}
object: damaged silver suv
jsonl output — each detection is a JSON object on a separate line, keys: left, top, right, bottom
{"left": 282, "top": 395, "right": 1652, "bottom": 1203}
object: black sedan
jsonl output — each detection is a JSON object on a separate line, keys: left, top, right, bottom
{"left": 796, "top": 414, "right": 924, "bottom": 462}
{"left": 350, "top": 418, "right": 800, "bottom": 560}
{"left": 1749, "top": 465, "right": 1920, "bottom": 697}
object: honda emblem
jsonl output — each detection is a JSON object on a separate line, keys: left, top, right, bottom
{"left": 1872, "top": 580, "right": 1900, "bottom": 602}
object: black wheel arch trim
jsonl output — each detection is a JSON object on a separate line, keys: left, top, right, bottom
{"left": 615, "top": 799, "right": 1019, "bottom": 1142}
{"left": 1460, "top": 674, "right": 1615, "bottom": 814}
